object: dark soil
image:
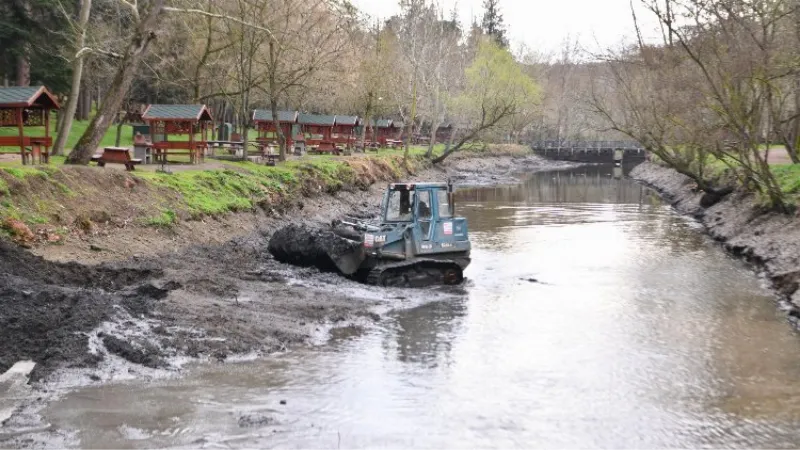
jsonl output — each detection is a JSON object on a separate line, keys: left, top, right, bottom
{"left": 0, "top": 242, "right": 159, "bottom": 381}
{"left": 631, "top": 163, "right": 800, "bottom": 319}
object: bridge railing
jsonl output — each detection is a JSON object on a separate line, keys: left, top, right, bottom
{"left": 531, "top": 140, "right": 645, "bottom": 150}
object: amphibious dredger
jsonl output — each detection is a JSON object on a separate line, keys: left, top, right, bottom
{"left": 333, "top": 180, "right": 471, "bottom": 287}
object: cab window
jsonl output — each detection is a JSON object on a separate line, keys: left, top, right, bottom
{"left": 417, "top": 190, "right": 432, "bottom": 220}
{"left": 386, "top": 189, "right": 415, "bottom": 222}
{"left": 417, "top": 190, "right": 432, "bottom": 237}
{"left": 437, "top": 190, "right": 453, "bottom": 218}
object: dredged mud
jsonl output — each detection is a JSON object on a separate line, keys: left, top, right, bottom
{"left": 268, "top": 223, "right": 363, "bottom": 274}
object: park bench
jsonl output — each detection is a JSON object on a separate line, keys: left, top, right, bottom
{"left": 91, "top": 147, "right": 142, "bottom": 171}
{"left": 151, "top": 141, "right": 207, "bottom": 164}
{"left": 0, "top": 136, "right": 51, "bottom": 164}
{"left": 312, "top": 141, "right": 339, "bottom": 155}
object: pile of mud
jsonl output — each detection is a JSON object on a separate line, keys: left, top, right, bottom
{"left": 268, "top": 224, "right": 364, "bottom": 275}
{"left": 0, "top": 242, "right": 164, "bottom": 381}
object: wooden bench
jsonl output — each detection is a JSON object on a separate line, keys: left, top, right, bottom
{"left": 312, "top": 141, "right": 339, "bottom": 155}
{"left": 151, "top": 141, "right": 206, "bottom": 164}
{"left": 0, "top": 136, "right": 51, "bottom": 164}
{"left": 91, "top": 147, "right": 141, "bottom": 171}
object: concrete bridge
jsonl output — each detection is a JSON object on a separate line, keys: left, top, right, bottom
{"left": 531, "top": 140, "right": 647, "bottom": 164}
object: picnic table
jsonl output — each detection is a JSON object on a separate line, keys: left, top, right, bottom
{"left": 386, "top": 139, "right": 403, "bottom": 149}
{"left": 91, "top": 147, "right": 142, "bottom": 171}
{"left": 207, "top": 140, "right": 245, "bottom": 156}
{"left": 309, "top": 141, "right": 340, "bottom": 155}
{"left": 150, "top": 141, "right": 208, "bottom": 164}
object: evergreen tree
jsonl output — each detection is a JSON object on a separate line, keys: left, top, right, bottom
{"left": 481, "top": 0, "right": 508, "bottom": 48}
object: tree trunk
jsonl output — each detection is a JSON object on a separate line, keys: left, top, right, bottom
{"left": 52, "top": 0, "right": 92, "bottom": 156}
{"left": 66, "top": 0, "right": 166, "bottom": 165}
{"left": 271, "top": 100, "right": 286, "bottom": 161}
{"left": 82, "top": 84, "right": 91, "bottom": 119}
{"left": 16, "top": 52, "right": 30, "bottom": 87}
{"left": 403, "top": 71, "right": 418, "bottom": 163}
{"left": 360, "top": 115, "right": 370, "bottom": 151}
{"left": 115, "top": 119, "right": 124, "bottom": 147}
{"left": 432, "top": 128, "right": 481, "bottom": 164}
{"left": 360, "top": 92, "right": 374, "bottom": 152}
{"left": 426, "top": 86, "right": 441, "bottom": 157}
{"left": 426, "top": 122, "right": 439, "bottom": 158}
{"left": 445, "top": 125, "right": 456, "bottom": 153}
{"left": 242, "top": 124, "right": 250, "bottom": 161}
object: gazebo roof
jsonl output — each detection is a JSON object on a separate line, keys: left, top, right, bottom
{"left": 253, "top": 109, "right": 298, "bottom": 123}
{"left": 142, "top": 104, "right": 212, "bottom": 121}
{"left": 335, "top": 115, "right": 361, "bottom": 126}
{"left": 299, "top": 113, "right": 336, "bottom": 126}
{"left": 0, "top": 86, "right": 60, "bottom": 109}
{"left": 366, "top": 119, "right": 392, "bottom": 128}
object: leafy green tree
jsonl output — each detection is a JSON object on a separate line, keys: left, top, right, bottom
{"left": 432, "top": 38, "right": 538, "bottom": 163}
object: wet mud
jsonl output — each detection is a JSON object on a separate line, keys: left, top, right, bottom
{"left": 268, "top": 223, "right": 363, "bottom": 274}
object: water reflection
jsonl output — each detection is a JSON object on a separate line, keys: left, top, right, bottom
{"left": 385, "top": 299, "right": 468, "bottom": 368}
{"left": 456, "top": 165, "right": 654, "bottom": 209}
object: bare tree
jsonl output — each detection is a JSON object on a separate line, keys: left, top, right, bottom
{"left": 52, "top": 0, "right": 92, "bottom": 156}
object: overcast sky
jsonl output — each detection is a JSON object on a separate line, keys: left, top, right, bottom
{"left": 349, "top": 0, "right": 663, "bottom": 56}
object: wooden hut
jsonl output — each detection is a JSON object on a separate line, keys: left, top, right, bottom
{"left": 142, "top": 104, "right": 213, "bottom": 164}
{"left": 253, "top": 109, "right": 298, "bottom": 148}
{"left": 391, "top": 121, "right": 405, "bottom": 142}
{"left": 331, "top": 115, "right": 360, "bottom": 149}
{"left": 363, "top": 119, "right": 394, "bottom": 146}
{"left": 299, "top": 113, "right": 336, "bottom": 148}
{"left": 0, "top": 86, "right": 60, "bottom": 164}
{"left": 435, "top": 124, "right": 453, "bottom": 143}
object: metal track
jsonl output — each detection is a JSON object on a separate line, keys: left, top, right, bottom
{"left": 365, "top": 259, "right": 464, "bottom": 287}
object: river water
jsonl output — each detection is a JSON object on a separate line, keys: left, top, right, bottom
{"left": 42, "top": 165, "right": 800, "bottom": 448}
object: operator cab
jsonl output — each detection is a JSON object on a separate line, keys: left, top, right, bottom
{"left": 383, "top": 182, "right": 454, "bottom": 225}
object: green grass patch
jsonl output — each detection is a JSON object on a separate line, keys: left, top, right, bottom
{"left": 138, "top": 169, "right": 265, "bottom": 217}
{"left": 771, "top": 164, "right": 800, "bottom": 196}
{"left": 2, "top": 167, "right": 50, "bottom": 179}
{"left": 145, "top": 209, "right": 178, "bottom": 228}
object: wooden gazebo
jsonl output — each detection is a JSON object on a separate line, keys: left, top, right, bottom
{"left": 374, "top": 119, "right": 395, "bottom": 146}
{"left": 142, "top": 104, "right": 213, "bottom": 164}
{"left": 253, "top": 109, "right": 298, "bottom": 148}
{"left": 299, "top": 113, "right": 335, "bottom": 144}
{"left": 0, "top": 86, "right": 60, "bottom": 164}
{"left": 331, "top": 115, "right": 361, "bottom": 149}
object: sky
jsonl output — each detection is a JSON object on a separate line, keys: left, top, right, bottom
{"left": 349, "top": 0, "right": 663, "bottom": 57}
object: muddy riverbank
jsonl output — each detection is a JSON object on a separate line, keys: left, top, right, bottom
{"left": 631, "top": 162, "right": 800, "bottom": 321}
{"left": 0, "top": 153, "right": 574, "bottom": 388}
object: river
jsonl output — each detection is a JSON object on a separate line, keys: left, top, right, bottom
{"left": 41, "top": 165, "right": 800, "bottom": 448}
